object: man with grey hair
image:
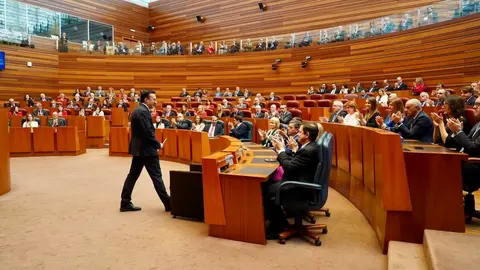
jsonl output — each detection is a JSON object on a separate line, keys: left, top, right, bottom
{"left": 391, "top": 99, "right": 433, "bottom": 143}
{"left": 320, "top": 100, "right": 346, "bottom": 123}
{"left": 253, "top": 105, "right": 265, "bottom": 118}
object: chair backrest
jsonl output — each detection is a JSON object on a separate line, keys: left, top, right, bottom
{"left": 303, "top": 100, "right": 316, "bottom": 107}
{"left": 286, "top": 100, "right": 299, "bottom": 108}
{"left": 323, "top": 94, "right": 337, "bottom": 99}
{"left": 171, "top": 97, "right": 182, "bottom": 102}
{"left": 242, "top": 121, "right": 253, "bottom": 141}
{"left": 205, "top": 109, "right": 214, "bottom": 116}
{"left": 310, "top": 132, "right": 334, "bottom": 210}
{"left": 288, "top": 108, "right": 302, "bottom": 118}
{"left": 241, "top": 110, "right": 252, "bottom": 118}
{"left": 344, "top": 94, "right": 359, "bottom": 99}
{"left": 317, "top": 100, "right": 332, "bottom": 108}
{"left": 295, "top": 94, "right": 307, "bottom": 100}
{"left": 217, "top": 120, "right": 225, "bottom": 134}
{"left": 283, "top": 95, "right": 295, "bottom": 100}
{"left": 175, "top": 102, "right": 187, "bottom": 108}
{"left": 184, "top": 119, "right": 193, "bottom": 129}
{"left": 310, "top": 94, "right": 323, "bottom": 100}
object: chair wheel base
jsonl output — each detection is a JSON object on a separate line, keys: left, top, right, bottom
{"left": 315, "top": 239, "right": 322, "bottom": 246}
{"left": 322, "top": 228, "right": 328, "bottom": 234}
{"left": 325, "top": 211, "right": 331, "bottom": 217}
{"left": 278, "top": 239, "right": 286, "bottom": 245}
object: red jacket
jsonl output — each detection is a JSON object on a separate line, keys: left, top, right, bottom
{"left": 412, "top": 83, "right": 428, "bottom": 95}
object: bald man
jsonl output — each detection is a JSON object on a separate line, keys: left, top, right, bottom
{"left": 391, "top": 99, "right": 434, "bottom": 143}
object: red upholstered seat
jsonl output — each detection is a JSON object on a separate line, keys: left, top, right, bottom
{"left": 310, "top": 94, "right": 323, "bottom": 100}
{"left": 267, "top": 101, "right": 281, "bottom": 108}
{"left": 213, "top": 97, "right": 224, "bottom": 101}
{"left": 205, "top": 109, "right": 214, "bottom": 116}
{"left": 296, "top": 95, "right": 307, "bottom": 100}
{"left": 156, "top": 110, "right": 163, "bottom": 116}
{"left": 283, "top": 95, "right": 295, "bottom": 101}
{"left": 188, "top": 109, "right": 196, "bottom": 116}
{"left": 317, "top": 100, "right": 332, "bottom": 108}
{"left": 171, "top": 97, "right": 182, "bottom": 102}
{"left": 400, "top": 97, "right": 409, "bottom": 105}
{"left": 323, "top": 94, "right": 337, "bottom": 99}
{"left": 18, "top": 108, "right": 27, "bottom": 116}
{"left": 85, "top": 109, "right": 93, "bottom": 116}
{"left": 226, "top": 97, "right": 236, "bottom": 101}
{"left": 465, "top": 108, "right": 476, "bottom": 126}
{"left": 162, "top": 102, "right": 174, "bottom": 108}
{"left": 190, "top": 102, "right": 201, "bottom": 108}
{"left": 289, "top": 108, "right": 302, "bottom": 118}
{"left": 303, "top": 100, "right": 316, "bottom": 107}
{"left": 241, "top": 110, "right": 252, "bottom": 118}
{"left": 338, "top": 99, "right": 349, "bottom": 104}
{"left": 102, "top": 109, "right": 111, "bottom": 115}
{"left": 286, "top": 101, "right": 300, "bottom": 108}
{"left": 223, "top": 109, "right": 231, "bottom": 116}
{"left": 344, "top": 94, "right": 358, "bottom": 99}
{"left": 175, "top": 102, "right": 187, "bottom": 108}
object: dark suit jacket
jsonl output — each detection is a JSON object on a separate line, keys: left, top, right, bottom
{"left": 384, "top": 85, "right": 394, "bottom": 91}
{"left": 48, "top": 118, "right": 66, "bottom": 127}
{"left": 279, "top": 111, "right": 293, "bottom": 124}
{"left": 368, "top": 86, "right": 380, "bottom": 93}
{"left": 329, "top": 110, "right": 347, "bottom": 123}
{"left": 465, "top": 96, "right": 476, "bottom": 106}
{"left": 395, "top": 83, "right": 408, "bottom": 90}
{"left": 164, "top": 110, "right": 177, "bottom": 117}
{"left": 229, "top": 122, "right": 249, "bottom": 140}
{"left": 229, "top": 111, "right": 244, "bottom": 118}
{"left": 277, "top": 142, "right": 320, "bottom": 183}
{"left": 203, "top": 122, "right": 224, "bottom": 137}
{"left": 129, "top": 104, "right": 161, "bottom": 156}
{"left": 395, "top": 111, "right": 434, "bottom": 143}
{"left": 445, "top": 123, "right": 480, "bottom": 157}
{"left": 253, "top": 112, "right": 265, "bottom": 118}
{"left": 175, "top": 120, "right": 191, "bottom": 130}
{"left": 365, "top": 112, "right": 381, "bottom": 128}
{"left": 33, "top": 109, "right": 49, "bottom": 116}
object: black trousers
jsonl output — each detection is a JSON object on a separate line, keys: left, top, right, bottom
{"left": 262, "top": 180, "right": 288, "bottom": 230}
{"left": 121, "top": 155, "right": 170, "bottom": 207}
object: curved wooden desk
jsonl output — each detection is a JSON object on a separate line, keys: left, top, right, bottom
{"left": 321, "top": 123, "right": 468, "bottom": 253}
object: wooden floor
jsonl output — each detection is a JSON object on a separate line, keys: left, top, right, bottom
{"left": 466, "top": 191, "right": 480, "bottom": 235}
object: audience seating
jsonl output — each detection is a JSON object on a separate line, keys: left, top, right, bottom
{"left": 283, "top": 95, "right": 295, "bottom": 101}
{"left": 310, "top": 94, "right": 323, "bottom": 100}
{"left": 317, "top": 100, "right": 332, "bottom": 108}
{"left": 338, "top": 99, "right": 349, "bottom": 104}
{"left": 289, "top": 108, "right": 302, "bottom": 118}
{"left": 241, "top": 121, "right": 253, "bottom": 142}
{"left": 267, "top": 101, "right": 281, "bottom": 108}
{"left": 242, "top": 110, "right": 252, "bottom": 118}
{"left": 205, "top": 109, "right": 213, "bottom": 116}
{"left": 303, "top": 100, "right": 317, "bottom": 107}
{"left": 344, "top": 94, "right": 358, "bottom": 99}
{"left": 175, "top": 102, "right": 187, "bottom": 108}
{"left": 323, "top": 94, "right": 337, "bottom": 99}
{"left": 295, "top": 95, "right": 307, "bottom": 100}
{"left": 213, "top": 97, "right": 223, "bottom": 101}
{"left": 171, "top": 97, "right": 182, "bottom": 102}
{"left": 163, "top": 102, "right": 174, "bottom": 108}
{"left": 286, "top": 101, "right": 300, "bottom": 108}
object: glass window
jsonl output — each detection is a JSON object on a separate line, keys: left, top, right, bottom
{"left": 60, "top": 14, "right": 87, "bottom": 43}
{"left": 6, "top": 0, "right": 27, "bottom": 33}
{"left": 0, "top": 0, "right": 5, "bottom": 29}
{"left": 27, "top": 6, "right": 59, "bottom": 38}
{"left": 89, "top": 20, "right": 113, "bottom": 43}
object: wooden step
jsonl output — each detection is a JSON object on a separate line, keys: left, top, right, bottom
{"left": 387, "top": 241, "right": 428, "bottom": 270}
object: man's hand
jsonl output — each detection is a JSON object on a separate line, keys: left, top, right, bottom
{"left": 272, "top": 138, "right": 285, "bottom": 152}
{"left": 337, "top": 115, "right": 344, "bottom": 123}
{"left": 171, "top": 118, "right": 177, "bottom": 125}
{"left": 287, "top": 136, "right": 298, "bottom": 153}
{"left": 228, "top": 122, "right": 234, "bottom": 128}
{"left": 447, "top": 118, "right": 462, "bottom": 133}
{"left": 391, "top": 112, "right": 402, "bottom": 124}
{"left": 319, "top": 116, "right": 328, "bottom": 122}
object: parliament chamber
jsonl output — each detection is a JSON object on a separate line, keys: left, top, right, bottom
{"left": 1, "top": 0, "right": 480, "bottom": 269}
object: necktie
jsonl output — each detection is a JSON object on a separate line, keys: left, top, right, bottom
{"left": 208, "top": 124, "right": 215, "bottom": 137}
{"left": 472, "top": 124, "right": 480, "bottom": 139}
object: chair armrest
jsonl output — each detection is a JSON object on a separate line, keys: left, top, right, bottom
{"left": 275, "top": 181, "right": 322, "bottom": 205}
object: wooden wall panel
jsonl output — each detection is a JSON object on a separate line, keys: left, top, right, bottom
{"left": 57, "top": 15, "right": 480, "bottom": 100}
{"left": 149, "top": 0, "right": 443, "bottom": 43}
{"left": 0, "top": 44, "right": 59, "bottom": 100}
{"left": 17, "top": 0, "right": 150, "bottom": 42}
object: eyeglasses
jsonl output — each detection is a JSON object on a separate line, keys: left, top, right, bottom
{"left": 474, "top": 102, "right": 480, "bottom": 107}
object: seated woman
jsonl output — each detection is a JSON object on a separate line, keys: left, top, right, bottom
{"left": 8, "top": 106, "right": 22, "bottom": 117}
{"left": 337, "top": 101, "right": 360, "bottom": 126}
{"left": 207, "top": 42, "right": 215, "bottom": 54}
{"left": 432, "top": 96, "right": 472, "bottom": 145}
{"left": 258, "top": 117, "right": 281, "bottom": 148}
{"left": 57, "top": 104, "right": 69, "bottom": 119}
{"left": 216, "top": 104, "right": 228, "bottom": 118}
{"left": 23, "top": 114, "right": 39, "bottom": 128}
{"left": 376, "top": 98, "right": 405, "bottom": 131}
{"left": 204, "top": 99, "right": 215, "bottom": 111}
{"left": 195, "top": 105, "right": 207, "bottom": 117}
{"left": 412, "top": 77, "right": 428, "bottom": 95}
{"left": 179, "top": 104, "right": 191, "bottom": 117}
{"left": 359, "top": 97, "right": 381, "bottom": 128}
{"left": 153, "top": 115, "right": 169, "bottom": 129}
{"left": 78, "top": 108, "right": 86, "bottom": 116}
{"left": 92, "top": 106, "right": 104, "bottom": 117}
{"left": 192, "top": 116, "right": 205, "bottom": 132}
{"left": 376, "top": 89, "right": 389, "bottom": 107}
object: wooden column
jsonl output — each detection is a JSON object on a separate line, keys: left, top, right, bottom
{"left": 0, "top": 109, "right": 11, "bottom": 196}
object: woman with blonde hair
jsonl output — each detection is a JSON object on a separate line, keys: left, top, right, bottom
{"left": 258, "top": 117, "right": 281, "bottom": 148}
{"left": 338, "top": 101, "right": 360, "bottom": 126}
{"left": 376, "top": 89, "right": 389, "bottom": 107}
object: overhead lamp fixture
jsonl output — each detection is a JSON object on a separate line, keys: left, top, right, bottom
{"left": 258, "top": 3, "right": 267, "bottom": 11}
{"left": 196, "top": 15, "right": 205, "bottom": 23}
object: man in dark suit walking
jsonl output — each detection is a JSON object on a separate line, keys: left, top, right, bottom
{"left": 120, "top": 90, "right": 170, "bottom": 212}
{"left": 392, "top": 99, "right": 434, "bottom": 143}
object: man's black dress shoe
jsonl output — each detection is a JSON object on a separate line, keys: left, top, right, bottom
{"left": 164, "top": 204, "right": 171, "bottom": 212}
{"left": 120, "top": 203, "right": 142, "bottom": 212}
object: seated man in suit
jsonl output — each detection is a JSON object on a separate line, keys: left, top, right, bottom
{"left": 392, "top": 99, "right": 434, "bottom": 143}
{"left": 320, "top": 100, "right": 346, "bottom": 123}
{"left": 33, "top": 102, "right": 49, "bottom": 116}
{"left": 38, "top": 93, "right": 51, "bottom": 102}
{"left": 3, "top": 98, "right": 17, "bottom": 108}
{"left": 253, "top": 105, "right": 265, "bottom": 118}
{"left": 440, "top": 96, "right": 480, "bottom": 219}
{"left": 229, "top": 107, "right": 244, "bottom": 118}
{"left": 180, "top": 88, "right": 189, "bottom": 98}
{"left": 435, "top": 89, "right": 449, "bottom": 106}
{"left": 461, "top": 86, "right": 476, "bottom": 106}
{"left": 278, "top": 105, "right": 293, "bottom": 124}
{"left": 368, "top": 81, "right": 380, "bottom": 93}
{"left": 171, "top": 113, "right": 190, "bottom": 130}
{"left": 383, "top": 79, "right": 394, "bottom": 91}
{"left": 84, "top": 98, "right": 97, "bottom": 109}
{"left": 203, "top": 116, "right": 224, "bottom": 137}
{"left": 263, "top": 122, "right": 321, "bottom": 238}
{"left": 48, "top": 112, "right": 66, "bottom": 127}
{"left": 163, "top": 105, "right": 177, "bottom": 117}
{"left": 395, "top": 77, "right": 408, "bottom": 90}
{"left": 228, "top": 115, "right": 249, "bottom": 140}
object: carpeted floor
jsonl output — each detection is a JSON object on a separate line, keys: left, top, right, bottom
{"left": 0, "top": 149, "right": 386, "bottom": 270}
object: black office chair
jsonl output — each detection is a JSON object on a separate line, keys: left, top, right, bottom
{"left": 217, "top": 120, "right": 225, "bottom": 135}
{"left": 241, "top": 121, "right": 253, "bottom": 142}
{"left": 184, "top": 119, "right": 192, "bottom": 130}
{"left": 276, "top": 133, "right": 334, "bottom": 246}
{"left": 464, "top": 158, "right": 480, "bottom": 223}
